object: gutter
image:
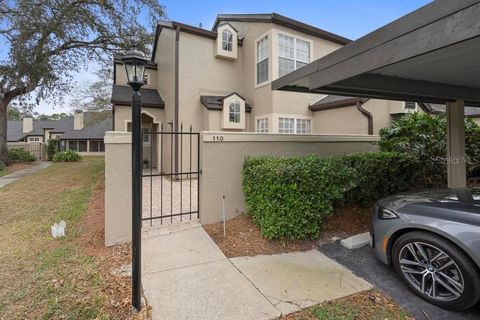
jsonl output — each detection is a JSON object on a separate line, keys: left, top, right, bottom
{"left": 356, "top": 101, "right": 373, "bottom": 135}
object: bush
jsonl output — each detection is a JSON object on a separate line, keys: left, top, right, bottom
{"left": 242, "top": 155, "right": 356, "bottom": 240}
{"left": 53, "top": 151, "right": 81, "bottom": 162}
{"left": 339, "top": 152, "right": 419, "bottom": 205}
{"left": 379, "top": 113, "right": 480, "bottom": 186}
{"left": 8, "top": 148, "right": 36, "bottom": 162}
{"left": 242, "top": 152, "right": 419, "bottom": 240}
{"left": 47, "top": 139, "right": 59, "bottom": 161}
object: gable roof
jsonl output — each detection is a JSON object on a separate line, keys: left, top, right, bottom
{"left": 200, "top": 94, "right": 253, "bottom": 112}
{"left": 111, "top": 84, "right": 165, "bottom": 108}
{"left": 152, "top": 20, "right": 244, "bottom": 60}
{"left": 213, "top": 13, "right": 351, "bottom": 45}
{"left": 309, "top": 95, "right": 367, "bottom": 111}
{"left": 7, "top": 112, "right": 112, "bottom": 142}
{"left": 419, "top": 103, "right": 480, "bottom": 117}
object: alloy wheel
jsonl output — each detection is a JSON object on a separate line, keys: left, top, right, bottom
{"left": 398, "top": 241, "right": 464, "bottom": 301}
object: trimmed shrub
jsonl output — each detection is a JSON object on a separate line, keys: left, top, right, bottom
{"left": 53, "top": 150, "right": 81, "bottom": 162}
{"left": 242, "top": 152, "right": 419, "bottom": 240}
{"left": 8, "top": 148, "right": 36, "bottom": 162}
{"left": 379, "top": 112, "right": 480, "bottom": 186}
{"left": 242, "top": 155, "right": 356, "bottom": 240}
{"left": 339, "top": 152, "right": 420, "bottom": 205}
{"left": 47, "top": 138, "right": 59, "bottom": 161}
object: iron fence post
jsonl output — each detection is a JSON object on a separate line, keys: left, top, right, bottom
{"left": 132, "top": 90, "right": 142, "bottom": 311}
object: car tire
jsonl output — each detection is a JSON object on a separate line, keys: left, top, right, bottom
{"left": 392, "top": 231, "right": 480, "bottom": 311}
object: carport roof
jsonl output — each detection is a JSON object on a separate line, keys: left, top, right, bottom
{"left": 272, "top": 0, "right": 480, "bottom": 107}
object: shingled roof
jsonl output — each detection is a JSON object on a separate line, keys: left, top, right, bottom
{"left": 200, "top": 94, "right": 253, "bottom": 112}
{"left": 111, "top": 85, "right": 165, "bottom": 108}
{"left": 7, "top": 112, "right": 112, "bottom": 142}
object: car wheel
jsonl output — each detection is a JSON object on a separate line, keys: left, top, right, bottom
{"left": 392, "top": 231, "right": 480, "bottom": 311}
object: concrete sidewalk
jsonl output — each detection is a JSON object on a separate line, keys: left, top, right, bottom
{"left": 0, "top": 162, "right": 52, "bottom": 188}
{"left": 142, "top": 222, "right": 371, "bottom": 320}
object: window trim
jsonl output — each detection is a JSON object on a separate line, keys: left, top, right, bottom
{"left": 256, "top": 118, "right": 269, "bottom": 133}
{"left": 278, "top": 117, "right": 312, "bottom": 134}
{"left": 222, "top": 29, "right": 233, "bottom": 52}
{"left": 228, "top": 101, "right": 241, "bottom": 124}
{"left": 277, "top": 32, "right": 312, "bottom": 78}
{"left": 255, "top": 32, "right": 270, "bottom": 87}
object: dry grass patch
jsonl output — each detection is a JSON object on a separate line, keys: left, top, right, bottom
{"left": 282, "top": 290, "right": 413, "bottom": 320}
{"left": 0, "top": 157, "right": 140, "bottom": 319}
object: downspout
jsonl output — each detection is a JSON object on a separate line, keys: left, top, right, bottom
{"left": 356, "top": 100, "right": 373, "bottom": 135}
{"left": 174, "top": 26, "right": 180, "bottom": 177}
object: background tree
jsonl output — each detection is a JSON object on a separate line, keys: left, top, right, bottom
{"left": 71, "top": 69, "right": 113, "bottom": 112}
{"left": 0, "top": 0, "right": 166, "bottom": 164}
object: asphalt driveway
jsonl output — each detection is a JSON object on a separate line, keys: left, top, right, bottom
{"left": 318, "top": 242, "right": 480, "bottom": 320}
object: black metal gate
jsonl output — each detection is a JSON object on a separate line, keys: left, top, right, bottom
{"left": 142, "top": 124, "right": 200, "bottom": 225}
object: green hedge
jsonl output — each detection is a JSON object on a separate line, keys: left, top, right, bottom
{"left": 339, "top": 152, "right": 420, "bottom": 205}
{"left": 242, "top": 155, "right": 356, "bottom": 240}
{"left": 242, "top": 152, "right": 418, "bottom": 240}
{"left": 47, "top": 138, "right": 59, "bottom": 161}
{"left": 8, "top": 148, "right": 36, "bottom": 162}
{"left": 53, "top": 151, "right": 81, "bottom": 162}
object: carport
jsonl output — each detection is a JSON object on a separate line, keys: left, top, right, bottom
{"left": 272, "top": 0, "right": 480, "bottom": 188}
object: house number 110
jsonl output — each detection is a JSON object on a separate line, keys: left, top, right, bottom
{"left": 212, "top": 136, "right": 224, "bottom": 142}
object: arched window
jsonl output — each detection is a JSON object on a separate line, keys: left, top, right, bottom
{"left": 229, "top": 101, "right": 241, "bottom": 123}
{"left": 222, "top": 29, "right": 233, "bottom": 52}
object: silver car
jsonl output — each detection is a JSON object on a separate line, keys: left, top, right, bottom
{"left": 371, "top": 188, "right": 480, "bottom": 310}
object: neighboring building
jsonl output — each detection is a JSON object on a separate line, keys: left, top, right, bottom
{"left": 111, "top": 13, "right": 415, "bottom": 169}
{"left": 7, "top": 111, "right": 111, "bottom": 156}
{"left": 418, "top": 102, "right": 480, "bottom": 125}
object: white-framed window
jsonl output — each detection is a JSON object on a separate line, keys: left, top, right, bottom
{"left": 256, "top": 35, "right": 269, "bottom": 85}
{"left": 279, "top": 117, "right": 311, "bottom": 134}
{"left": 296, "top": 119, "right": 311, "bottom": 134}
{"left": 256, "top": 118, "right": 269, "bottom": 133}
{"left": 28, "top": 137, "right": 40, "bottom": 142}
{"left": 279, "top": 117, "right": 295, "bottom": 134}
{"left": 229, "top": 101, "right": 241, "bottom": 123}
{"left": 222, "top": 29, "right": 233, "bottom": 52}
{"left": 278, "top": 33, "right": 311, "bottom": 77}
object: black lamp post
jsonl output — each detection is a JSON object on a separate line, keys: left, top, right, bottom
{"left": 122, "top": 48, "right": 147, "bottom": 312}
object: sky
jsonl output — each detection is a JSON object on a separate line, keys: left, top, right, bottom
{"left": 11, "top": 0, "right": 432, "bottom": 115}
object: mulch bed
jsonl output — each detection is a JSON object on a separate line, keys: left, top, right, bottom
{"left": 203, "top": 204, "right": 372, "bottom": 258}
{"left": 76, "top": 174, "right": 150, "bottom": 319}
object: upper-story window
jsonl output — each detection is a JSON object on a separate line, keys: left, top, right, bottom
{"left": 278, "top": 33, "right": 311, "bottom": 77}
{"left": 222, "top": 29, "right": 233, "bottom": 52}
{"left": 229, "top": 101, "right": 241, "bottom": 123}
{"left": 256, "top": 36, "right": 269, "bottom": 85}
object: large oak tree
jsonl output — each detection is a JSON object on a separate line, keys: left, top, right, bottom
{"left": 0, "top": 0, "right": 165, "bottom": 164}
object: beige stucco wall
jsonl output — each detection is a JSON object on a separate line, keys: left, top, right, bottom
{"left": 199, "top": 132, "right": 380, "bottom": 224}
{"left": 113, "top": 105, "right": 164, "bottom": 131}
{"left": 313, "top": 99, "right": 407, "bottom": 135}
{"left": 104, "top": 131, "right": 132, "bottom": 245}
{"left": 115, "top": 62, "right": 158, "bottom": 89}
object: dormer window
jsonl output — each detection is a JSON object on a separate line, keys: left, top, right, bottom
{"left": 229, "top": 101, "right": 241, "bottom": 123}
{"left": 222, "top": 29, "right": 233, "bottom": 52}
{"left": 216, "top": 24, "right": 237, "bottom": 60}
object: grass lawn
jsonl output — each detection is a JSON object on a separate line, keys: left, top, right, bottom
{"left": 0, "top": 157, "right": 132, "bottom": 319}
{"left": 283, "top": 290, "right": 412, "bottom": 320}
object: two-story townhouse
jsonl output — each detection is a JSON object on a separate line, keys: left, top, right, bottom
{"left": 110, "top": 13, "right": 423, "bottom": 170}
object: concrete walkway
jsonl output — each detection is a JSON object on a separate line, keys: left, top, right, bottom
{"left": 0, "top": 162, "right": 52, "bottom": 188}
{"left": 142, "top": 221, "right": 371, "bottom": 320}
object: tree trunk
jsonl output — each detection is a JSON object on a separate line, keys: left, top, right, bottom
{"left": 0, "top": 101, "right": 9, "bottom": 165}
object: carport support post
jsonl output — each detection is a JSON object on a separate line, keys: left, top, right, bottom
{"left": 446, "top": 100, "right": 466, "bottom": 189}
